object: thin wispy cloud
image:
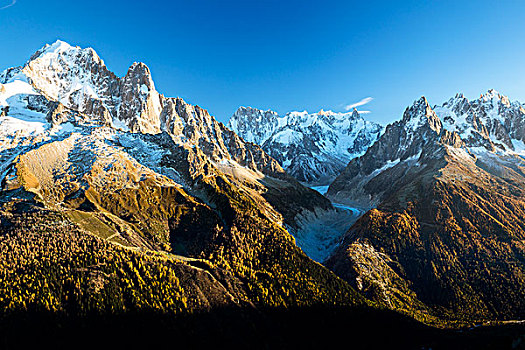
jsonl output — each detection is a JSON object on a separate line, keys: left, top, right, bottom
{"left": 344, "top": 97, "right": 373, "bottom": 111}
{"left": 0, "top": 0, "right": 16, "bottom": 10}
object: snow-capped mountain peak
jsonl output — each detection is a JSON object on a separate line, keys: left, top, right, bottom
{"left": 12, "top": 40, "right": 121, "bottom": 125}
{"left": 0, "top": 40, "right": 286, "bottom": 178}
{"left": 402, "top": 96, "right": 442, "bottom": 133}
{"left": 229, "top": 106, "right": 280, "bottom": 145}
{"left": 32, "top": 40, "right": 74, "bottom": 59}
{"left": 433, "top": 89, "right": 525, "bottom": 151}
{"left": 403, "top": 96, "right": 431, "bottom": 117}
{"left": 329, "top": 90, "right": 525, "bottom": 207}
{"left": 0, "top": 40, "right": 170, "bottom": 134}
{"left": 34, "top": 40, "right": 88, "bottom": 59}
{"left": 480, "top": 88, "right": 510, "bottom": 105}
{"left": 229, "top": 106, "right": 383, "bottom": 184}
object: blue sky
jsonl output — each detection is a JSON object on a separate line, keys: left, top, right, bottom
{"left": 1, "top": 0, "right": 525, "bottom": 124}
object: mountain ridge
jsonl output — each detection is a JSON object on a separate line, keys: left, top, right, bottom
{"left": 326, "top": 90, "right": 525, "bottom": 320}
{"left": 228, "top": 105, "right": 383, "bottom": 184}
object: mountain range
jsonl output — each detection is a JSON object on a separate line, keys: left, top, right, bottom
{"left": 1, "top": 40, "right": 525, "bottom": 349}
{"left": 229, "top": 106, "right": 382, "bottom": 184}
{"left": 0, "top": 40, "right": 362, "bottom": 315}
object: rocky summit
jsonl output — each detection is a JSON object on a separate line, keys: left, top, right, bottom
{"left": 326, "top": 91, "right": 525, "bottom": 321}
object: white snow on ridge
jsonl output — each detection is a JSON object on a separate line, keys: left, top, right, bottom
{"left": 19, "top": 39, "right": 114, "bottom": 116}
{"left": 370, "top": 158, "right": 401, "bottom": 177}
{"left": 511, "top": 139, "right": 525, "bottom": 156}
{"left": 0, "top": 80, "right": 39, "bottom": 106}
{"left": 140, "top": 84, "right": 149, "bottom": 94}
{"left": 434, "top": 105, "right": 476, "bottom": 140}
{"left": 114, "top": 132, "right": 185, "bottom": 186}
{"left": 112, "top": 117, "right": 130, "bottom": 132}
{"left": 273, "top": 129, "right": 303, "bottom": 144}
{"left": 0, "top": 116, "right": 46, "bottom": 136}
{"left": 0, "top": 80, "right": 49, "bottom": 136}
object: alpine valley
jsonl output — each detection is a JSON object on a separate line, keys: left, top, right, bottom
{"left": 1, "top": 41, "right": 525, "bottom": 349}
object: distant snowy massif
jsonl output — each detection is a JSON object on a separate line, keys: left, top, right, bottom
{"left": 228, "top": 107, "right": 383, "bottom": 184}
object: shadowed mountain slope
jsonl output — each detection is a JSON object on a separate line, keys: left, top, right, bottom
{"left": 326, "top": 92, "right": 525, "bottom": 321}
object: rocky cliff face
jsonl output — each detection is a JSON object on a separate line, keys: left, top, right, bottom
{"left": 118, "top": 62, "right": 163, "bottom": 133}
{"left": 228, "top": 106, "right": 382, "bottom": 184}
{"left": 325, "top": 91, "right": 525, "bottom": 320}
